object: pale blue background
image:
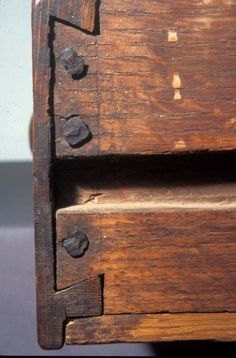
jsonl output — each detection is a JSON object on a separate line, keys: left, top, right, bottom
{"left": 0, "top": 0, "right": 32, "bottom": 162}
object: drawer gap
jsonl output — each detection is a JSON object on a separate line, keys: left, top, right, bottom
{"left": 55, "top": 152, "right": 236, "bottom": 210}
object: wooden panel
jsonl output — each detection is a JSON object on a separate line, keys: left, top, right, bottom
{"left": 66, "top": 313, "right": 236, "bottom": 344}
{"left": 56, "top": 277, "right": 103, "bottom": 318}
{"left": 54, "top": 0, "right": 236, "bottom": 157}
{"left": 32, "top": 0, "right": 100, "bottom": 349}
{"left": 56, "top": 207, "right": 236, "bottom": 313}
{"left": 32, "top": 0, "right": 60, "bottom": 349}
{"left": 51, "top": 0, "right": 96, "bottom": 32}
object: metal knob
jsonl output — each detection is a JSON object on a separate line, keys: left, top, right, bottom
{"left": 63, "top": 229, "right": 89, "bottom": 258}
{"left": 59, "top": 48, "right": 85, "bottom": 76}
{"left": 62, "top": 116, "right": 92, "bottom": 147}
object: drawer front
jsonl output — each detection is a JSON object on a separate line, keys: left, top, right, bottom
{"left": 66, "top": 313, "right": 236, "bottom": 345}
{"left": 56, "top": 208, "right": 236, "bottom": 314}
{"left": 53, "top": 0, "right": 236, "bottom": 157}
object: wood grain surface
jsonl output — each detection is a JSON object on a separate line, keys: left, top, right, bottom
{"left": 56, "top": 207, "right": 236, "bottom": 313}
{"left": 33, "top": 0, "right": 236, "bottom": 348}
{"left": 66, "top": 313, "right": 236, "bottom": 344}
{"left": 53, "top": 0, "right": 236, "bottom": 157}
{"left": 51, "top": 0, "right": 96, "bottom": 32}
{"left": 32, "top": 0, "right": 100, "bottom": 349}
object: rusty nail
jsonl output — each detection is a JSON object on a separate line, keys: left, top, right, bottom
{"left": 63, "top": 229, "right": 89, "bottom": 258}
{"left": 62, "top": 116, "right": 92, "bottom": 147}
{"left": 59, "top": 48, "right": 85, "bottom": 76}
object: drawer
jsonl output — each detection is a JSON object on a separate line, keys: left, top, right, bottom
{"left": 55, "top": 155, "right": 236, "bottom": 315}
{"left": 66, "top": 313, "right": 236, "bottom": 344}
{"left": 53, "top": 153, "right": 236, "bottom": 345}
{"left": 57, "top": 208, "right": 236, "bottom": 314}
{"left": 53, "top": 0, "right": 236, "bottom": 157}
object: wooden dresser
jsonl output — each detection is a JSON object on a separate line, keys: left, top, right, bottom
{"left": 32, "top": 0, "right": 236, "bottom": 349}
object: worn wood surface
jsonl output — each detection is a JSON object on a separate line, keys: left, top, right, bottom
{"left": 32, "top": 0, "right": 59, "bottom": 349}
{"left": 32, "top": 0, "right": 100, "bottom": 349}
{"left": 55, "top": 277, "right": 103, "bottom": 318}
{"left": 66, "top": 313, "right": 236, "bottom": 344}
{"left": 54, "top": 0, "right": 236, "bottom": 157}
{"left": 56, "top": 207, "right": 236, "bottom": 313}
{"left": 51, "top": 0, "right": 96, "bottom": 32}
{"left": 33, "top": 0, "right": 236, "bottom": 348}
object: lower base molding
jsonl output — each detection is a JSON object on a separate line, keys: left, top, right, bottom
{"left": 66, "top": 313, "right": 236, "bottom": 344}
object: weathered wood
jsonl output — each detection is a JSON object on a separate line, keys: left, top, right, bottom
{"left": 53, "top": 0, "right": 236, "bottom": 157}
{"left": 55, "top": 277, "right": 103, "bottom": 318}
{"left": 66, "top": 313, "right": 236, "bottom": 344}
{"left": 32, "top": 0, "right": 60, "bottom": 349}
{"left": 56, "top": 207, "right": 236, "bottom": 313}
{"left": 33, "top": 0, "right": 236, "bottom": 348}
{"left": 51, "top": 0, "right": 96, "bottom": 32}
{"left": 32, "top": 0, "right": 100, "bottom": 349}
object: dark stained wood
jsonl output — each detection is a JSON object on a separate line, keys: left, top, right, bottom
{"left": 66, "top": 313, "right": 236, "bottom": 344}
{"left": 55, "top": 277, "right": 103, "bottom": 318}
{"left": 56, "top": 207, "right": 236, "bottom": 313}
{"left": 32, "top": 0, "right": 59, "bottom": 349}
{"left": 51, "top": 0, "right": 96, "bottom": 32}
{"left": 53, "top": 0, "right": 236, "bottom": 157}
{"left": 32, "top": 0, "right": 100, "bottom": 349}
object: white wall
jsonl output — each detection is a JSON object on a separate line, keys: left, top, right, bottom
{"left": 0, "top": 0, "right": 33, "bottom": 162}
